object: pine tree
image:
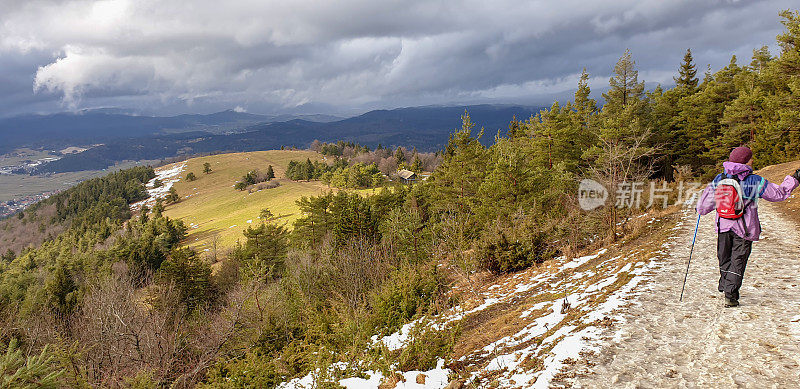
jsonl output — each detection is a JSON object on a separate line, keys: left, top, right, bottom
{"left": 430, "top": 111, "right": 488, "bottom": 220}
{"left": 574, "top": 68, "right": 597, "bottom": 120}
{"left": 675, "top": 48, "right": 699, "bottom": 93}
{"left": 303, "top": 158, "right": 315, "bottom": 180}
{"left": 602, "top": 49, "right": 645, "bottom": 113}
{"left": 506, "top": 115, "right": 527, "bottom": 138}
{"left": 411, "top": 155, "right": 423, "bottom": 173}
{"left": 234, "top": 222, "right": 289, "bottom": 279}
{"left": 568, "top": 69, "right": 599, "bottom": 172}
{"left": 394, "top": 147, "right": 406, "bottom": 164}
{"left": 158, "top": 247, "right": 215, "bottom": 310}
{"left": 152, "top": 198, "right": 164, "bottom": 217}
{"left": 165, "top": 187, "right": 180, "bottom": 204}
{"left": 186, "top": 172, "right": 197, "bottom": 181}
{"left": 259, "top": 208, "right": 275, "bottom": 221}
{"left": 203, "top": 162, "right": 212, "bottom": 174}
{"left": 776, "top": 9, "right": 800, "bottom": 76}
{"left": 0, "top": 339, "right": 63, "bottom": 388}
{"left": 1, "top": 249, "right": 14, "bottom": 263}
{"left": 266, "top": 165, "right": 275, "bottom": 180}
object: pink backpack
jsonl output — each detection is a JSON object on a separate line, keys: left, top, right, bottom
{"left": 714, "top": 176, "right": 745, "bottom": 219}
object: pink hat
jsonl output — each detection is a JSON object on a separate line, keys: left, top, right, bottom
{"left": 729, "top": 146, "right": 752, "bottom": 164}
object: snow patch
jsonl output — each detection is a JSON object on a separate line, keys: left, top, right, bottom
{"left": 279, "top": 360, "right": 451, "bottom": 389}
{"left": 130, "top": 163, "right": 186, "bottom": 211}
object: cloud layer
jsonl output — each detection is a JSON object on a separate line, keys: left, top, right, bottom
{"left": 0, "top": 0, "right": 796, "bottom": 116}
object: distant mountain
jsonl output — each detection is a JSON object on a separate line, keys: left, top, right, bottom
{"left": 32, "top": 104, "right": 541, "bottom": 173}
{"left": 210, "top": 104, "right": 541, "bottom": 151}
{"left": 0, "top": 109, "right": 342, "bottom": 155}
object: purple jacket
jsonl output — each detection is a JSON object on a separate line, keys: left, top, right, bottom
{"left": 696, "top": 161, "right": 798, "bottom": 241}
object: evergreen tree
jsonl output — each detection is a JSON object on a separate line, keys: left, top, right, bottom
{"left": 411, "top": 155, "right": 423, "bottom": 173}
{"left": 186, "top": 172, "right": 197, "bottom": 181}
{"left": 303, "top": 158, "right": 315, "bottom": 180}
{"left": 776, "top": 9, "right": 800, "bottom": 76}
{"left": 506, "top": 115, "right": 527, "bottom": 138}
{"left": 152, "top": 198, "right": 164, "bottom": 218}
{"left": 293, "top": 192, "right": 334, "bottom": 247}
{"left": 675, "top": 48, "right": 699, "bottom": 93}
{"left": 603, "top": 49, "right": 646, "bottom": 114}
{"left": 574, "top": 68, "right": 598, "bottom": 124}
{"left": 203, "top": 162, "right": 212, "bottom": 174}
{"left": 45, "top": 260, "right": 80, "bottom": 316}
{"left": 165, "top": 187, "right": 180, "bottom": 204}
{"left": 233, "top": 222, "right": 289, "bottom": 280}
{"left": 266, "top": 165, "right": 275, "bottom": 180}
{"left": 394, "top": 147, "right": 406, "bottom": 164}
{"left": 588, "top": 50, "right": 655, "bottom": 239}
{"left": 158, "top": 247, "right": 215, "bottom": 310}
{"left": 430, "top": 111, "right": 488, "bottom": 218}
{"left": 1, "top": 249, "right": 14, "bottom": 263}
{"left": 0, "top": 339, "right": 62, "bottom": 388}
{"left": 330, "top": 192, "right": 381, "bottom": 247}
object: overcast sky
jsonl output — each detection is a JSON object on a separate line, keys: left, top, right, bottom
{"left": 0, "top": 0, "right": 796, "bottom": 117}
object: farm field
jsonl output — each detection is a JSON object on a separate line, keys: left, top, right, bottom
{"left": 161, "top": 150, "right": 333, "bottom": 253}
{"left": 0, "top": 160, "right": 158, "bottom": 202}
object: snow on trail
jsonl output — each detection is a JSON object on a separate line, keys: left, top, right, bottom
{"left": 561, "top": 202, "right": 800, "bottom": 387}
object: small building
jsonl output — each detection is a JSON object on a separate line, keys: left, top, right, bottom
{"left": 397, "top": 169, "right": 417, "bottom": 184}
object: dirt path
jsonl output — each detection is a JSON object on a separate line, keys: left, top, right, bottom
{"left": 564, "top": 202, "right": 800, "bottom": 388}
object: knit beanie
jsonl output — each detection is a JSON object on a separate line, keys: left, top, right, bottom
{"left": 729, "top": 146, "right": 753, "bottom": 164}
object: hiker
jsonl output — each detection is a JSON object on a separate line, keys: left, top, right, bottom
{"left": 696, "top": 146, "right": 800, "bottom": 307}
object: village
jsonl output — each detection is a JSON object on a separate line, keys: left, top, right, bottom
{"left": 0, "top": 191, "right": 58, "bottom": 219}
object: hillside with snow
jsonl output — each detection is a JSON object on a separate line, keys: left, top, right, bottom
{"left": 277, "top": 207, "right": 685, "bottom": 388}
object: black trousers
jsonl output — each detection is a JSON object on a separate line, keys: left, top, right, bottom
{"left": 717, "top": 231, "right": 753, "bottom": 300}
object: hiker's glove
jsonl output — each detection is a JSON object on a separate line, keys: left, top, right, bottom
{"left": 794, "top": 169, "right": 800, "bottom": 182}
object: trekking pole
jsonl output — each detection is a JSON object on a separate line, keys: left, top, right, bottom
{"left": 680, "top": 213, "right": 702, "bottom": 301}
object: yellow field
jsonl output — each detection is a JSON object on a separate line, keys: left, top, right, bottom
{"left": 162, "top": 150, "right": 331, "bottom": 253}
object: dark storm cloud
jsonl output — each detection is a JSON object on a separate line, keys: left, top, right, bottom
{"left": 0, "top": 0, "right": 796, "bottom": 116}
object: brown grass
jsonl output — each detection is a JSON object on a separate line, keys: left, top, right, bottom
{"left": 444, "top": 205, "right": 683, "bottom": 383}
{"left": 756, "top": 160, "right": 800, "bottom": 227}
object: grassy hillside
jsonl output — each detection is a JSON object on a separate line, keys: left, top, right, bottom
{"left": 161, "top": 150, "right": 330, "bottom": 252}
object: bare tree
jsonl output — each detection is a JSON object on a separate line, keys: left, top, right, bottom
{"left": 589, "top": 127, "right": 656, "bottom": 240}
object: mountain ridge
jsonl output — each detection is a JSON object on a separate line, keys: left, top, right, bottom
{"left": 28, "top": 104, "right": 542, "bottom": 173}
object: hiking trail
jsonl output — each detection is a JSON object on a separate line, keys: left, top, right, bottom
{"left": 561, "top": 202, "right": 800, "bottom": 387}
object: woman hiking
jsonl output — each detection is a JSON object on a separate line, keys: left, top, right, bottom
{"left": 696, "top": 146, "right": 800, "bottom": 307}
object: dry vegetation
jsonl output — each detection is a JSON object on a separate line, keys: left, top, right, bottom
{"left": 756, "top": 160, "right": 800, "bottom": 226}
{"left": 0, "top": 203, "right": 66, "bottom": 255}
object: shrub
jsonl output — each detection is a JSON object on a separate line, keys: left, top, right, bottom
{"left": 476, "top": 219, "right": 555, "bottom": 274}
{"left": 397, "top": 320, "right": 459, "bottom": 371}
{"left": 370, "top": 263, "right": 441, "bottom": 335}
{"left": 235, "top": 169, "right": 272, "bottom": 190}
{"left": 201, "top": 351, "right": 286, "bottom": 388}
{"left": 186, "top": 172, "right": 197, "bottom": 181}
